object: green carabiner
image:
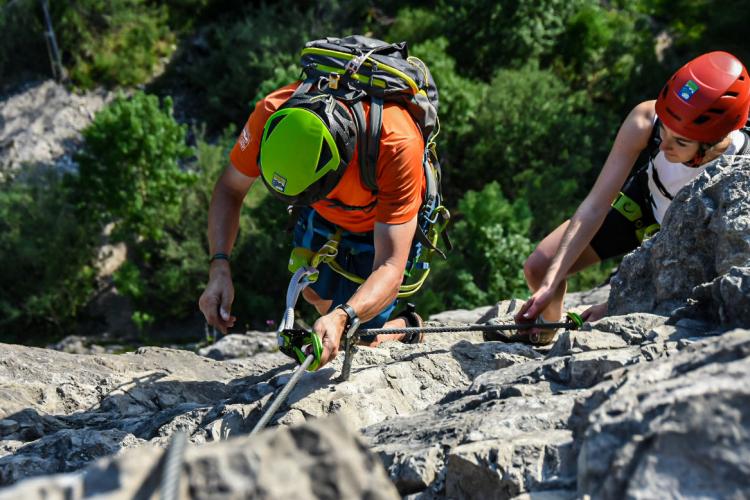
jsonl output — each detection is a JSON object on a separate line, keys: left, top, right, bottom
{"left": 566, "top": 311, "right": 584, "bottom": 329}
{"left": 278, "top": 329, "right": 324, "bottom": 371}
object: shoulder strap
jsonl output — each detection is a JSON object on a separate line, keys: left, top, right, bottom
{"left": 363, "top": 96, "right": 383, "bottom": 193}
{"left": 646, "top": 118, "right": 662, "bottom": 160}
{"left": 646, "top": 119, "right": 675, "bottom": 200}
{"left": 650, "top": 163, "right": 674, "bottom": 201}
{"left": 350, "top": 98, "right": 383, "bottom": 194}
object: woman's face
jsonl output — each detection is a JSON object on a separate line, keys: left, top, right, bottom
{"left": 658, "top": 122, "right": 700, "bottom": 164}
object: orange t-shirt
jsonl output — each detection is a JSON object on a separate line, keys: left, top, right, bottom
{"left": 229, "top": 83, "right": 425, "bottom": 233}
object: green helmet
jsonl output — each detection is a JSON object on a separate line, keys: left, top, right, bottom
{"left": 259, "top": 92, "right": 356, "bottom": 206}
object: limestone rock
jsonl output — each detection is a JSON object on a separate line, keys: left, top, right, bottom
{"left": 609, "top": 157, "right": 750, "bottom": 323}
{"left": 0, "top": 80, "right": 112, "bottom": 176}
{"left": 198, "top": 331, "right": 278, "bottom": 360}
{"left": 0, "top": 416, "right": 399, "bottom": 500}
{"left": 577, "top": 329, "right": 750, "bottom": 499}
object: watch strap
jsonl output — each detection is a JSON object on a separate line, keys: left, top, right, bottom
{"left": 335, "top": 303, "right": 358, "bottom": 328}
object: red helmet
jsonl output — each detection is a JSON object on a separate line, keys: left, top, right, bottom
{"left": 656, "top": 51, "right": 750, "bottom": 143}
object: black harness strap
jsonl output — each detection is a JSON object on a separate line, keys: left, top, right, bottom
{"left": 363, "top": 96, "right": 383, "bottom": 193}
{"left": 650, "top": 164, "right": 674, "bottom": 201}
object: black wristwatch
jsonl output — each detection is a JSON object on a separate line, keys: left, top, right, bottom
{"left": 335, "top": 303, "right": 359, "bottom": 331}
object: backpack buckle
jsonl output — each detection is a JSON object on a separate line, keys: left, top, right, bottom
{"left": 329, "top": 73, "right": 340, "bottom": 90}
{"left": 345, "top": 55, "right": 366, "bottom": 75}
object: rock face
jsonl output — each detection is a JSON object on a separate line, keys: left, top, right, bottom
{"left": 0, "top": 416, "right": 399, "bottom": 500}
{"left": 0, "top": 156, "right": 749, "bottom": 499}
{"left": 609, "top": 157, "right": 750, "bottom": 326}
{"left": 0, "top": 80, "right": 111, "bottom": 176}
{"left": 2, "top": 307, "right": 749, "bottom": 498}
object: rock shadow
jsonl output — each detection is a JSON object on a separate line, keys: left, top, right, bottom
{"left": 0, "top": 359, "right": 296, "bottom": 487}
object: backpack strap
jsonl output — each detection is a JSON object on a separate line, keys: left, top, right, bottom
{"left": 349, "top": 99, "right": 380, "bottom": 194}
{"left": 347, "top": 97, "right": 382, "bottom": 194}
{"left": 643, "top": 118, "right": 675, "bottom": 201}
{"left": 362, "top": 96, "right": 383, "bottom": 193}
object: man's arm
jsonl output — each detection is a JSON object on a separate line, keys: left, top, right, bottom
{"left": 313, "top": 215, "right": 418, "bottom": 366}
{"left": 198, "top": 165, "right": 256, "bottom": 333}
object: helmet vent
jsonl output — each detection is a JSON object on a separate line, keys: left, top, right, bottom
{"left": 665, "top": 107, "right": 682, "bottom": 121}
{"left": 693, "top": 115, "right": 710, "bottom": 125}
{"left": 724, "top": 91, "right": 739, "bottom": 97}
{"left": 316, "top": 140, "right": 333, "bottom": 173}
{"left": 265, "top": 114, "right": 286, "bottom": 138}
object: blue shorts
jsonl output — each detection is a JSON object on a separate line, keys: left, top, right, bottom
{"left": 292, "top": 207, "right": 398, "bottom": 329}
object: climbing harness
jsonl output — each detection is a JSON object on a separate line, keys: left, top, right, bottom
{"left": 288, "top": 210, "right": 449, "bottom": 298}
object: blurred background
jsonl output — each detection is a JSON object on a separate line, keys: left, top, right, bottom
{"left": 1, "top": 0, "right": 747, "bottom": 347}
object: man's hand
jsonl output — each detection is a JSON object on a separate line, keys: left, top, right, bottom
{"left": 312, "top": 308, "right": 348, "bottom": 367}
{"left": 198, "top": 262, "right": 237, "bottom": 334}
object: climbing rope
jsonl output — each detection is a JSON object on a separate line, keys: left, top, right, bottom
{"left": 160, "top": 430, "right": 187, "bottom": 500}
{"left": 250, "top": 353, "right": 315, "bottom": 435}
{"left": 249, "top": 266, "right": 320, "bottom": 435}
{"left": 356, "top": 313, "right": 583, "bottom": 337}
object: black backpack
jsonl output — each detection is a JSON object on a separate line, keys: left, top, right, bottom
{"left": 288, "top": 35, "right": 451, "bottom": 296}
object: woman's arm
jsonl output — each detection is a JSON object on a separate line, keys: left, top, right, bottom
{"left": 518, "top": 100, "right": 657, "bottom": 321}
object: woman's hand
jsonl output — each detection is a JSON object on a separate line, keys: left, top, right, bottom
{"left": 515, "top": 285, "right": 556, "bottom": 323}
{"left": 581, "top": 302, "right": 608, "bottom": 323}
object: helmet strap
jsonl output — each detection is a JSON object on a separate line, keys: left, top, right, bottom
{"left": 687, "top": 142, "right": 716, "bottom": 167}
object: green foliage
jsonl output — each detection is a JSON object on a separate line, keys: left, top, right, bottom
{"left": 53, "top": 0, "right": 175, "bottom": 87}
{"left": 567, "top": 259, "right": 618, "bottom": 292}
{"left": 554, "top": 2, "right": 661, "bottom": 111}
{"left": 250, "top": 64, "right": 301, "bottom": 108}
{"left": 0, "top": 169, "right": 97, "bottom": 341}
{"left": 229, "top": 190, "right": 294, "bottom": 329}
{"left": 152, "top": 0, "right": 377, "bottom": 130}
{"left": 157, "top": 4, "right": 305, "bottom": 130}
{"left": 0, "top": 0, "right": 48, "bottom": 87}
{"left": 409, "top": 38, "right": 485, "bottom": 172}
{"left": 415, "top": 182, "right": 534, "bottom": 314}
{"left": 74, "top": 91, "right": 194, "bottom": 242}
{"left": 436, "top": 0, "right": 585, "bottom": 80}
{"left": 464, "top": 67, "right": 617, "bottom": 237}
{"left": 109, "top": 129, "right": 231, "bottom": 324}
{"left": 9, "top": 0, "right": 748, "bottom": 341}
{"left": 638, "top": 0, "right": 750, "bottom": 70}
{"left": 132, "top": 133, "right": 228, "bottom": 320}
{"left": 385, "top": 7, "right": 442, "bottom": 46}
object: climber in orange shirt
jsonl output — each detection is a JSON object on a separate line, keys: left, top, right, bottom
{"left": 199, "top": 82, "right": 427, "bottom": 368}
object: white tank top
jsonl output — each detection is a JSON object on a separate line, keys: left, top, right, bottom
{"left": 647, "top": 129, "right": 747, "bottom": 223}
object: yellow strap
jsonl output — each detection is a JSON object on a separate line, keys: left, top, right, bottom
{"left": 306, "top": 218, "right": 443, "bottom": 298}
{"left": 310, "top": 233, "right": 340, "bottom": 268}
